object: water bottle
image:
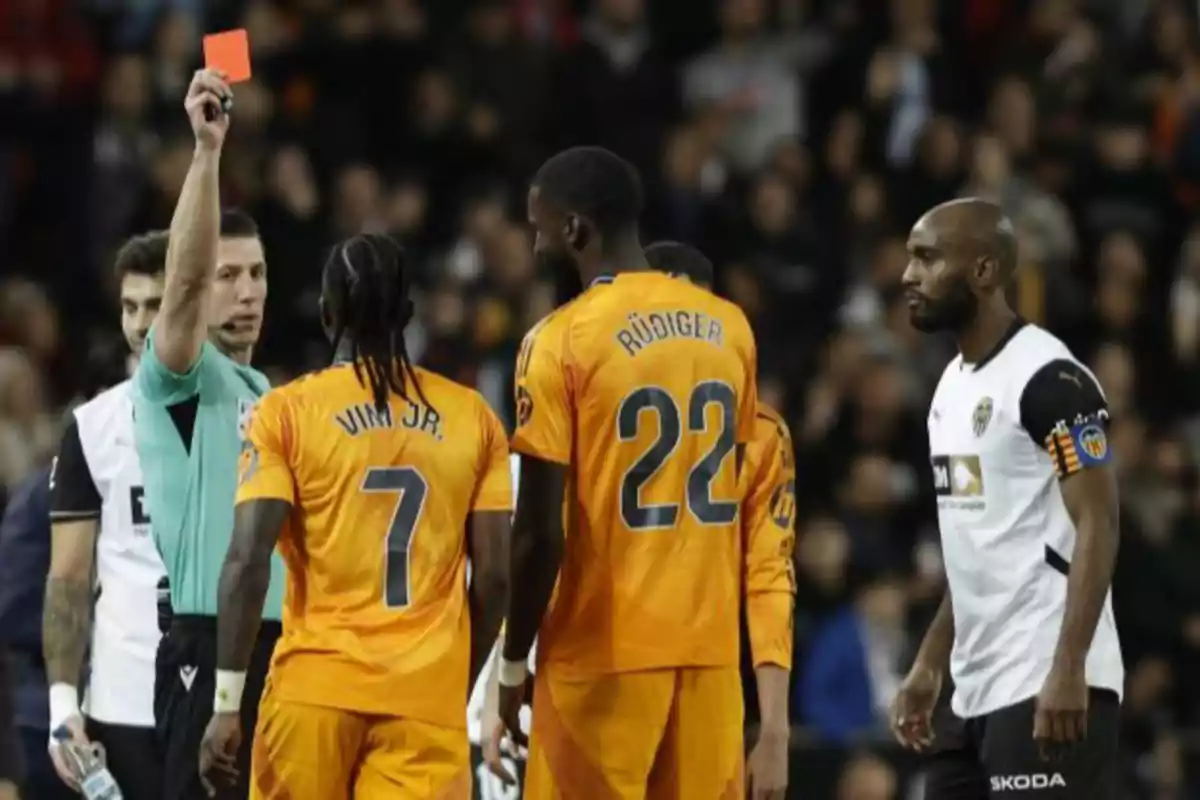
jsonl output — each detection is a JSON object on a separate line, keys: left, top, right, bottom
{"left": 52, "top": 726, "right": 124, "bottom": 800}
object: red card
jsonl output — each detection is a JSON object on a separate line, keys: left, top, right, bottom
{"left": 203, "top": 29, "right": 252, "bottom": 84}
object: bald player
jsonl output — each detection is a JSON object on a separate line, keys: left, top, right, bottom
{"left": 891, "top": 199, "right": 1122, "bottom": 799}
{"left": 496, "top": 149, "right": 759, "bottom": 798}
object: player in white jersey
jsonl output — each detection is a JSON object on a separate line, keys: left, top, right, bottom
{"left": 44, "top": 232, "right": 169, "bottom": 800}
{"left": 892, "top": 198, "right": 1122, "bottom": 799}
{"left": 474, "top": 454, "right": 537, "bottom": 796}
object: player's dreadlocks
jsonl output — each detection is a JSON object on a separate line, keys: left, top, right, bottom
{"left": 321, "top": 233, "right": 430, "bottom": 413}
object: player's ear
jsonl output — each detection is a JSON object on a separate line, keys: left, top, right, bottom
{"left": 318, "top": 295, "right": 332, "bottom": 331}
{"left": 565, "top": 215, "right": 592, "bottom": 253}
{"left": 975, "top": 255, "right": 996, "bottom": 285}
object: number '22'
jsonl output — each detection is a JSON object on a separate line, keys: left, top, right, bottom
{"left": 618, "top": 381, "right": 739, "bottom": 531}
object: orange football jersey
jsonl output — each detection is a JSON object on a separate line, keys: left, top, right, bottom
{"left": 740, "top": 403, "right": 797, "bottom": 670}
{"left": 236, "top": 363, "right": 512, "bottom": 728}
{"left": 512, "top": 271, "right": 758, "bottom": 677}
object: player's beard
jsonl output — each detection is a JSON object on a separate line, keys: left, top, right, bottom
{"left": 908, "top": 277, "right": 978, "bottom": 333}
{"left": 535, "top": 246, "right": 577, "bottom": 278}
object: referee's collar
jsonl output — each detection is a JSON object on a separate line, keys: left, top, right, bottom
{"left": 964, "top": 317, "right": 1027, "bottom": 372}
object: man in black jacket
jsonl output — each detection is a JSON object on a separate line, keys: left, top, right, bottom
{"left": 0, "top": 466, "right": 72, "bottom": 800}
{"left": 1, "top": 646, "right": 19, "bottom": 798}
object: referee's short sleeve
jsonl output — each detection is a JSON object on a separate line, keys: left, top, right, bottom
{"left": 133, "top": 331, "right": 207, "bottom": 406}
{"left": 50, "top": 417, "right": 102, "bottom": 520}
{"left": 1019, "top": 359, "right": 1112, "bottom": 478}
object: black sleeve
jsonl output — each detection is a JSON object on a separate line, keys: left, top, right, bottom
{"left": 0, "top": 647, "right": 16, "bottom": 782}
{"left": 49, "top": 417, "right": 102, "bottom": 520}
{"left": 1019, "top": 358, "right": 1111, "bottom": 479}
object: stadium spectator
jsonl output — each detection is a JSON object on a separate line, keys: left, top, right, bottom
{"left": 799, "top": 571, "right": 907, "bottom": 745}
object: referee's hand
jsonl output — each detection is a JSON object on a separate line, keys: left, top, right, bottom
{"left": 184, "top": 69, "right": 231, "bottom": 152}
{"left": 889, "top": 665, "right": 942, "bottom": 752}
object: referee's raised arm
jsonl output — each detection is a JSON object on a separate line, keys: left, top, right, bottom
{"left": 153, "top": 68, "right": 232, "bottom": 374}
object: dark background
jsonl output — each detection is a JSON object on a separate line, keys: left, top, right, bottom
{"left": 4, "top": 0, "right": 1200, "bottom": 796}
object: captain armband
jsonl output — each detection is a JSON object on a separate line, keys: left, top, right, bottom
{"left": 1044, "top": 413, "right": 1111, "bottom": 478}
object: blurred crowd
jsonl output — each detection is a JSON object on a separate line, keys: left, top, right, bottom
{"left": 5, "top": 0, "right": 1200, "bottom": 796}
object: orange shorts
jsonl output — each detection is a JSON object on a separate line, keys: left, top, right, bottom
{"left": 523, "top": 667, "right": 744, "bottom": 800}
{"left": 250, "top": 681, "right": 471, "bottom": 799}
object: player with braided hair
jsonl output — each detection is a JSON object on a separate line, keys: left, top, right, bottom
{"left": 321, "top": 233, "right": 430, "bottom": 413}
{"left": 200, "top": 233, "right": 512, "bottom": 798}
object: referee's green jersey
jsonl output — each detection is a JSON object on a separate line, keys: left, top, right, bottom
{"left": 132, "top": 336, "right": 285, "bottom": 619}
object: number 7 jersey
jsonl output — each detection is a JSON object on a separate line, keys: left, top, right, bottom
{"left": 235, "top": 363, "right": 512, "bottom": 728}
{"left": 513, "top": 271, "right": 758, "bottom": 677}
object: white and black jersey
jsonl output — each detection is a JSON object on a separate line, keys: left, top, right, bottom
{"left": 927, "top": 321, "right": 1123, "bottom": 719}
{"left": 49, "top": 380, "right": 166, "bottom": 728}
{"left": 467, "top": 454, "right": 536, "bottom": 746}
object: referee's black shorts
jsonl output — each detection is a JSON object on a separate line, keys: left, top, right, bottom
{"left": 924, "top": 688, "right": 1120, "bottom": 799}
{"left": 154, "top": 614, "right": 280, "bottom": 800}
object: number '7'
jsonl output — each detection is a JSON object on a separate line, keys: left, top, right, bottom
{"left": 361, "top": 467, "right": 429, "bottom": 608}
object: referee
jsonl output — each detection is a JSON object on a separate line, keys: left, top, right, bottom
{"left": 131, "top": 70, "right": 284, "bottom": 800}
{"left": 892, "top": 199, "right": 1122, "bottom": 799}
{"left": 43, "top": 232, "right": 169, "bottom": 800}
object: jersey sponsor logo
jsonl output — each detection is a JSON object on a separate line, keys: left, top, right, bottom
{"left": 179, "top": 665, "right": 197, "bottom": 691}
{"left": 989, "top": 773, "right": 1066, "bottom": 792}
{"left": 932, "top": 455, "right": 985, "bottom": 509}
{"left": 932, "top": 455, "right": 983, "bottom": 495}
{"left": 971, "top": 396, "right": 993, "bottom": 437}
{"left": 129, "top": 486, "right": 151, "bottom": 526}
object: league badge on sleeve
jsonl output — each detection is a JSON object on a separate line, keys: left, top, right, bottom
{"left": 515, "top": 385, "right": 534, "bottom": 428}
{"left": 238, "top": 445, "right": 261, "bottom": 486}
